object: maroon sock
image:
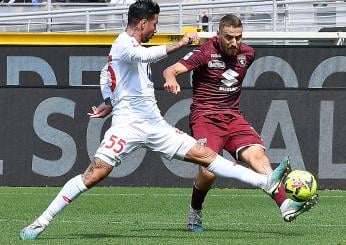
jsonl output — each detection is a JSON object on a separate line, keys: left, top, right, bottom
{"left": 191, "top": 184, "right": 209, "bottom": 210}
{"left": 272, "top": 183, "right": 287, "bottom": 207}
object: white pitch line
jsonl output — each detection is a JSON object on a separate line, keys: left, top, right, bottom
{"left": 0, "top": 192, "right": 345, "bottom": 198}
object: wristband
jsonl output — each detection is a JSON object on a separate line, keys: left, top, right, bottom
{"left": 104, "top": 97, "right": 112, "bottom": 107}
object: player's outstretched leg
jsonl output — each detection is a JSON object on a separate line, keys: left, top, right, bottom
{"left": 268, "top": 156, "right": 319, "bottom": 222}
{"left": 187, "top": 205, "right": 204, "bottom": 233}
{"left": 280, "top": 194, "right": 319, "bottom": 222}
{"left": 19, "top": 219, "right": 47, "bottom": 240}
{"left": 264, "top": 156, "right": 292, "bottom": 196}
{"left": 19, "top": 174, "right": 88, "bottom": 240}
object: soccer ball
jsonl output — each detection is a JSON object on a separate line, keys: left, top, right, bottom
{"left": 284, "top": 170, "right": 317, "bottom": 202}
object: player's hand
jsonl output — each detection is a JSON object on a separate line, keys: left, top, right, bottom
{"left": 180, "top": 33, "right": 199, "bottom": 46}
{"left": 164, "top": 80, "right": 181, "bottom": 95}
{"left": 87, "top": 104, "right": 112, "bottom": 118}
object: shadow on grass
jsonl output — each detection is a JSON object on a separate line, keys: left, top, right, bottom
{"left": 42, "top": 227, "right": 303, "bottom": 240}
{"left": 134, "top": 227, "right": 303, "bottom": 237}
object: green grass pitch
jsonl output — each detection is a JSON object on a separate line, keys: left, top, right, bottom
{"left": 0, "top": 187, "right": 345, "bottom": 245}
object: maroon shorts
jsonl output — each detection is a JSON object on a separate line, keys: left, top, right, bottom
{"left": 190, "top": 113, "right": 264, "bottom": 160}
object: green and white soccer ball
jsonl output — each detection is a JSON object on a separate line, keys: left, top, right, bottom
{"left": 284, "top": 170, "right": 317, "bottom": 202}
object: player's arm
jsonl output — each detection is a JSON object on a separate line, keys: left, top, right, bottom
{"left": 88, "top": 64, "right": 113, "bottom": 118}
{"left": 87, "top": 104, "right": 112, "bottom": 118}
{"left": 163, "top": 62, "right": 189, "bottom": 94}
{"left": 122, "top": 33, "right": 199, "bottom": 63}
{"left": 123, "top": 45, "right": 167, "bottom": 63}
{"left": 165, "top": 33, "right": 199, "bottom": 55}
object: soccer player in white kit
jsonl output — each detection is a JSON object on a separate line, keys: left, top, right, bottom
{"left": 19, "top": 0, "right": 290, "bottom": 240}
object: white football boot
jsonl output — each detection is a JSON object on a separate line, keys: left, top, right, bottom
{"left": 186, "top": 206, "right": 204, "bottom": 233}
{"left": 280, "top": 194, "right": 319, "bottom": 222}
{"left": 19, "top": 219, "right": 47, "bottom": 240}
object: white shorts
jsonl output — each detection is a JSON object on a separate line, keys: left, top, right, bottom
{"left": 94, "top": 116, "right": 196, "bottom": 167}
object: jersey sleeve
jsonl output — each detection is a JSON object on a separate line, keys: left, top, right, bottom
{"left": 242, "top": 43, "right": 255, "bottom": 67}
{"left": 249, "top": 49, "right": 255, "bottom": 66}
{"left": 120, "top": 44, "right": 167, "bottom": 63}
{"left": 99, "top": 64, "right": 113, "bottom": 100}
{"left": 178, "top": 48, "right": 206, "bottom": 71}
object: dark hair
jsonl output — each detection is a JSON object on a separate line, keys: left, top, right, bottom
{"left": 219, "top": 14, "right": 242, "bottom": 30}
{"left": 128, "top": 0, "right": 160, "bottom": 26}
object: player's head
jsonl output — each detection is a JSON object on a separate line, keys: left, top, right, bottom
{"left": 127, "top": 0, "right": 160, "bottom": 43}
{"left": 217, "top": 14, "right": 243, "bottom": 57}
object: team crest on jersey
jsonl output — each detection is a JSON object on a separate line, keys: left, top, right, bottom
{"left": 237, "top": 54, "right": 247, "bottom": 67}
{"left": 197, "top": 138, "right": 207, "bottom": 146}
{"left": 208, "top": 60, "right": 226, "bottom": 69}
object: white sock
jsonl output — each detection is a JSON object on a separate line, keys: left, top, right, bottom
{"left": 37, "top": 175, "right": 87, "bottom": 226}
{"left": 207, "top": 155, "right": 267, "bottom": 189}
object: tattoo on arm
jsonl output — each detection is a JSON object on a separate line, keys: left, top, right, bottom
{"left": 166, "top": 42, "right": 183, "bottom": 54}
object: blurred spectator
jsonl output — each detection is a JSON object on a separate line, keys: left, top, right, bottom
{"left": 201, "top": 9, "right": 209, "bottom": 31}
{"left": 1, "top": 0, "right": 44, "bottom": 2}
{"left": 54, "top": 0, "right": 106, "bottom": 2}
{"left": 0, "top": 0, "right": 18, "bottom": 3}
{"left": 109, "top": 0, "right": 135, "bottom": 3}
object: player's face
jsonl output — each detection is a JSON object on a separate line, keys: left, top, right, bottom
{"left": 217, "top": 25, "right": 243, "bottom": 57}
{"left": 141, "top": 14, "right": 159, "bottom": 43}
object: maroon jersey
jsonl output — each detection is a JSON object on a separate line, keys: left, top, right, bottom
{"left": 179, "top": 36, "right": 254, "bottom": 120}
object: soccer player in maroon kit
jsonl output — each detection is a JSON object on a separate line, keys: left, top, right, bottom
{"left": 163, "top": 14, "right": 318, "bottom": 232}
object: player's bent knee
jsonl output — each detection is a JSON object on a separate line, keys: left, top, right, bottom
{"left": 185, "top": 143, "right": 218, "bottom": 166}
{"left": 199, "top": 166, "right": 217, "bottom": 180}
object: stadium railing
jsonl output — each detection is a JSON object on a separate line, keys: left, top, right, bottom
{"left": 0, "top": 0, "right": 345, "bottom": 45}
{"left": 0, "top": 31, "right": 344, "bottom": 46}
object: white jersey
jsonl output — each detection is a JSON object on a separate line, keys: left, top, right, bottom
{"left": 100, "top": 32, "right": 168, "bottom": 120}
{"left": 94, "top": 32, "right": 196, "bottom": 167}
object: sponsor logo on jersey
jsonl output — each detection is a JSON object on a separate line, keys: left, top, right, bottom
{"left": 237, "top": 54, "right": 247, "bottom": 67}
{"left": 208, "top": 60, "right": 226, "bottom": 69}
{"left": 218, "top": 86, "right": 240, "bottom": 92}
{"left": 222, "top": 68, "right": 239, "bottom": 81}
{"left": 211, "top": 53, "right": 222, "bottom": 58}
{"left": 221, "top": 79, "right": 237, "bottom": 87}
